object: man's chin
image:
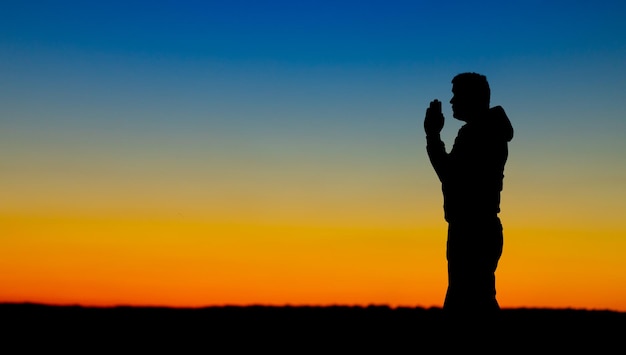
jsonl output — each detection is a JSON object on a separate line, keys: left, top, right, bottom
{"left": 452, "top": 112, "right": 462, "bottom": 120}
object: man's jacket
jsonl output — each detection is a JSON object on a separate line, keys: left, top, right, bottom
{"left": 426, "top": 106, "right": 514, "bottom": 223}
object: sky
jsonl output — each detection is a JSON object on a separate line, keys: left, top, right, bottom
{"left": 1, "top": 1, "right": 625, "bottom": 310}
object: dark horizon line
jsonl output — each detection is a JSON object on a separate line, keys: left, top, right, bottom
{"left": 1, "top": 301, "right": 623, "bottom": 314}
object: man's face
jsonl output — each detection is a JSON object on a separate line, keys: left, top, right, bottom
{"left": 450, "top": 86, "right": 471, "bottom": 121}
{"left": 450, "top": 85, "right": 482, "bottom": 122}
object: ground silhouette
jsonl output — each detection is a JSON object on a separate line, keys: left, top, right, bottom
{"left": 2, "top": 303, "right": 624, "bottom": 352}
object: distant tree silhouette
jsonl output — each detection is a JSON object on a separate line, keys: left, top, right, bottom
{"left": 424, "top": 72, "right": 514, "bottom": 320}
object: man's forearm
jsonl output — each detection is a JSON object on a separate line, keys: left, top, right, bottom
{"left": 426, "top": 133, "right": 449, "bottom": 182}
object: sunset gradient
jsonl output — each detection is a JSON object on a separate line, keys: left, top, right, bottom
{"left": 1, "top": 1, "right": 625, "bottom": 311}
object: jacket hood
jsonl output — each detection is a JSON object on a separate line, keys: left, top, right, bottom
{"left": 489, "top": 105, "right": 514, "bottom": 142}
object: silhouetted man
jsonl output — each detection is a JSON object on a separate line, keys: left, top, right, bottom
{"left": 424, "top": 73, "right": 513, "bottom": 318}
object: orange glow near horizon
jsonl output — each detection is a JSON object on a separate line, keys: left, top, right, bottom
{"left": 2, "top": 210, "right": 625, "bottom": 311}
{"left": 1, "top": 212, "right": 444, "bottom": 307}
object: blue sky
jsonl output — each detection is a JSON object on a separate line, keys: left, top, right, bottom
{"left": 2, "top": 0, "right": 626, "bottom": 219}
{"left": 2, "top": 0, "right": 625, "bottom": 202}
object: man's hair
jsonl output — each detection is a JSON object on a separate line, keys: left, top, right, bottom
{"left": 452, "top": 72, "right": 490, "bottom": 107}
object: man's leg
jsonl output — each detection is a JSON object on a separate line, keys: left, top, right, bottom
{"left": 443, "top": 219, "right": 503, "bottom": 313}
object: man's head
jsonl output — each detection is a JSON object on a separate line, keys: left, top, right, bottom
{"left": 450, "top": 72, "right": 490, "bottom": 122}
